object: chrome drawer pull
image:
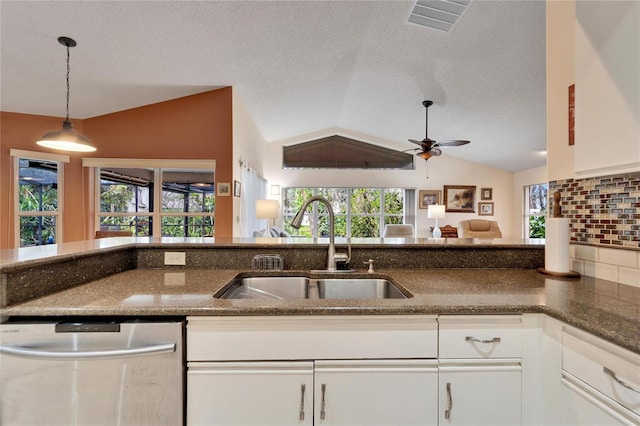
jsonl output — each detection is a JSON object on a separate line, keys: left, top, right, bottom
{"left": 465, "top": 336, "right": 501, "bottom": 344}
{"left": 299, "top": 384, "right": 306, "bottom": 420}
{"left": 445, "top": 382, "right": 453, "bottom": 420}
{"left": 320, "top": 383, "right": 327, "bottom": 420}
{"left": 603, "top": 367, "right": 640, "bottom": 393}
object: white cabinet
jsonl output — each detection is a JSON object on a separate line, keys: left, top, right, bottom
{"left": 186, "top": 315, "right": 439, "bottom": 426}
{"left": 185, "top": 314, "right": 640, "bottom": 426}
{"left": 187, "top": 361, "right": 313, "bottom": 426}
{"left": 560, "top": 328, "right": 640, "bottom": 425}
{"left": 561, "top": 373, "right": 636, "bottom": 426}
{"left": 187, "top": 359, "right": 438, "bottom": 426}
{"left": 573, "top": 1, "right": 640, "bottom": 177}
{"left": 187, "top": 315, "right": 437, "bottom": 361}
{"left": 314, "top": 360, "right": 438, "bottom": 426}
{"left": 438, "top": 315, "right": 523, "bottom": 426}
{"left": 439, "top": 360, "right": 522, "bottom": 426}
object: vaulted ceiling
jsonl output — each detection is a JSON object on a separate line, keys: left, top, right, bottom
{"left": 0, "top": 0, "right": 547, "bottom": 171}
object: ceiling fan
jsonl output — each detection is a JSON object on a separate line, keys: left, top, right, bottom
{"left": 407, "top": 100, "right": 470, "bottom": 160}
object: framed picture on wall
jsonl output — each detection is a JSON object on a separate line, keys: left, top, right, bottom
{"left": 419, "top": 190, "right": 441, "bottom": 209}
{"left": 481, "top": 188, "right": 493, "bottom": 200}
{"left": 443, "top": 185, "right": 476, "bottom": 213}
{"left": 217, "top": 182, "right": 230, "bottom": 196}
{"left": 478, "top": 202, "right": 494, "bottom": 216}
{"left": 234, "top": 180, "right": 241, "bottom": 197}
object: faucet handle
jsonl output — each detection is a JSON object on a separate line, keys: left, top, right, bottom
{"left": 334, "top": 239, "right": 352, "bottom": 263}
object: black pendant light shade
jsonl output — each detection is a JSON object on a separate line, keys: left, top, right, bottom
{"left": 36, "top": 36, "right": 96, "bottom": 152}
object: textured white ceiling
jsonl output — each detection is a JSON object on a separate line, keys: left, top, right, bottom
{"left": 0, "top": 0, "right": 547, "bottom": 171}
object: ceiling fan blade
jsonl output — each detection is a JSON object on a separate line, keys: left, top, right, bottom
{"left": 408, "top": 139, "right": 424, "bottom": 146}
{"left": 391, "top": 147, "right": 419, "bottom": 157}
{"left": 436, "top": 139, "right": 470, "bottom": 147}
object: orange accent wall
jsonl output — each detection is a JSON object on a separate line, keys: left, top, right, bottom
{"left": 0, "top": 112, "right": 87, "bottom": 248}
{"left": 0, "top": 88, "right": 233, "bottom": 249}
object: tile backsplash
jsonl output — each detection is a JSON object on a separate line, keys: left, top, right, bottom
{"left": 570, "top": 244, "right": 640, "bottom": 288}
{"left": 550, "top": 172, "right": 639, "bottom": 287}
{"left": 550, "top": 172, "right": 640, "bottom": 248}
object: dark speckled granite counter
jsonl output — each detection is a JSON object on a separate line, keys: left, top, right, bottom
{"left": 1, "top": 238, "right": 638, "bottom": 354}
{"left": 2, "top": 267, "right": 639, "bottom": 354}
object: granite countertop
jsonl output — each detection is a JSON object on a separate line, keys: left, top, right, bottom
{"left": 3, "top": 268, "right": 639, "bottom": 354}
{"left": 0, "top": 236, "right": 544, "bottom": 268}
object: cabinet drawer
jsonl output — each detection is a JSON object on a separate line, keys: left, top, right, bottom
{"left": 438, "top": 315, "right": 522, "bottom": 359}
{"left": 562, "top": 329, "right": 640, "bottom": 416}
{"left": 187, "top": 315, "right": 438, "bottom": 361}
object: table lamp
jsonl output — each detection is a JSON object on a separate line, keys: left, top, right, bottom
{"left": 428, "top": 204, "right": 446, "bottom": 238}
{"left": 256, "top": 199, "right": 279, "bottom": 229}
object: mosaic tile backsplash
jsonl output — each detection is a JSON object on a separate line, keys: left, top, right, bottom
{"left": 550, "top": 172, "right": 640, "bottom": 249}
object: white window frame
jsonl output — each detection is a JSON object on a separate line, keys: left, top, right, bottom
{"left": 11, "top": 149, "right": 69, "bottom": 247}
{"left": 83, "top": 158, "right": 216, "bottom": 237}
{"left": 282, "top": 187, "right": 415, "bottom": 237}
{"left": 524, "top": 183, "right": 548, "bottom": 238}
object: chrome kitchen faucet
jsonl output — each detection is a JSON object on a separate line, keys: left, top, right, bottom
{"left": 290, "top": 195, "right": 351, "bottom": 272}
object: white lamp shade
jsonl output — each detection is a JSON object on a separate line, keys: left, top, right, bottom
{"left": 256, "top": 199, "right": 279, "bottom": 219}
{"left": 428, "top": 204, "right": 446, "bottom": 219}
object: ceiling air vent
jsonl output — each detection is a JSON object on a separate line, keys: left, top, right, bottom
{"left": 407, "top": 0, "right": 471, "bottom": 32}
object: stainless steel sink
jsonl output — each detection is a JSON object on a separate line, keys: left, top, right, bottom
{"left": 216, "top": 276, "right": 310, "bottom": 300}
{"left": 316, "top": 278, "right": 407, "bottom": 299}
{"left": 215, "top": 276, "right": 409, "bottom": 300}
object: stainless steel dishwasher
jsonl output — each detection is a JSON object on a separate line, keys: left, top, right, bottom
{"left": 0, "top": 318, "right": 184, "bottom": 426}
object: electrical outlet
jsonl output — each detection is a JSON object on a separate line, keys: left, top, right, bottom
{"left": 164, "top": 252, "right": 186, "bottom": 266}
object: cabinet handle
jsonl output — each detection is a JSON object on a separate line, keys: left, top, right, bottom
{"left": 465, "top": 336, "right": 501, "bottom": 344}
{"left": 299, "top": 384, "right": 306, "bottom": 420}
{"left": 445, "top": 382, "right": 453, "bottom": 420}
{"left": 320, "top": 383, "right": 327, "bottom": 420}
{"left": 603, "top": 367, "right": 640, "bottom": 393}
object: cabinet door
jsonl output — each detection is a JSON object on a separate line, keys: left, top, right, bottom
{"left": 314, "top": 359, "right": 438, "bottom": 426}
{"left": 561, "top": 373, "right": 640, "bottom": 426}
{"left": 439, "top": 360, "right": 521, "bottom": 426}
{"left": 187, "top": 361, "right": 313, "bottom": 426}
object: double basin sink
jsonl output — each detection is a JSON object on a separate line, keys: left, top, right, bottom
{"left": 214, "top": 275, "right": 410, "bottom": 300}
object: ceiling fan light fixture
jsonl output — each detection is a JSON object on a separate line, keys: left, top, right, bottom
{"left": 407, "top": 100, "right": 470, "bottom": 162}
{"left": 36, "top": 36, "right": 96, "bottom": 153}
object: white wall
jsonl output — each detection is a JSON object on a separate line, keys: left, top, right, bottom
{"left": 546, "top": 0, "right": 576, "bottom": 182}
{"left": 263, "top": 128, "right": 516, "bottom": 238}
{"left": 512, "top": 166, "right": 548, "bottom": 238}
{"left": 232, "top": 90, "right": 267, "bottom": 236}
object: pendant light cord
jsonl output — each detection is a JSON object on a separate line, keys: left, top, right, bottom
{"left": 65, "top": 42, "right": 70, "bottom": 122}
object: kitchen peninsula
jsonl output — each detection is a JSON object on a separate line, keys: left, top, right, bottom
{"left": 2, "top": 237, "right": 639, "bottom": 425}
{"left": 0, "top": 237, "right": 638, "bottom": 354}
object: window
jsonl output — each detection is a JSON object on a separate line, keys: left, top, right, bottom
{"left": 12, "top": 150, "right": 69, "bottom": 247}
{"left": 85, "top": 159, "right": 216, "bottom": 238}
{"left": 160, "top": 170, "right": 215, "bottom": 237}
{"left": 283, "top": 135, "right": 414, "bottom": 170}
{"left": 283, "top": 187, "right": 412, "bottom": 237}
{"left": 525, "top": 183, "right": 548, "bottom": 238}
{"left": 99, "top": 167, "right": 153, "bottom": 236}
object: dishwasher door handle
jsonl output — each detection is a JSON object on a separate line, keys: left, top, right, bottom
{"left": 0, "top": 342, "right": 176, "bottom": 360}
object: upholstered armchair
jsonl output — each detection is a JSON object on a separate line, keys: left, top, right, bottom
{"left": 458, "top": 219, "right": 502, "bottom": 238}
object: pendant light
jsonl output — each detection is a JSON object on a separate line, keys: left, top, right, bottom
{"left": 36, "top": 36, "right": 96, "bottom": 152}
